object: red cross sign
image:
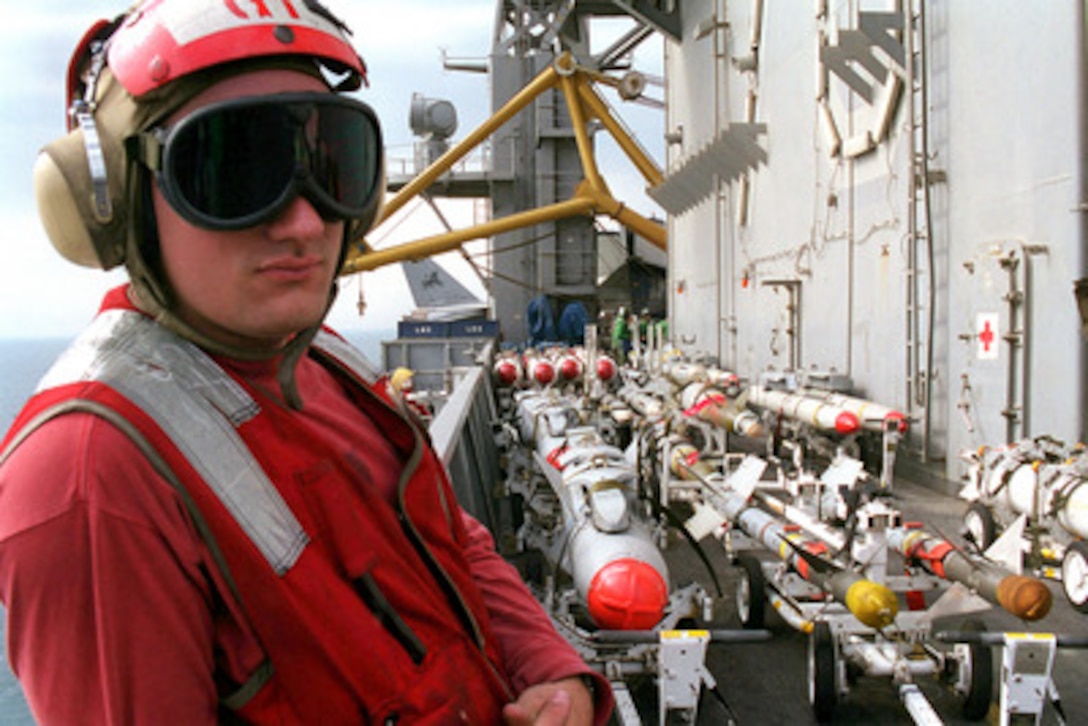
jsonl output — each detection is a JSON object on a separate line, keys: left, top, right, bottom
{"left": 977, "top": 313, "right": 999, "bottom": 360}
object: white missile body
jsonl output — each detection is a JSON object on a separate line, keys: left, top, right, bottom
{"left": 965, "top": 440, "right": 1088, "bottom": 541}
{"left": 798, "top": 388, "right": 908, "bottom": 433}
{"left": 513, "top": 390, "right": 670, "bottom": 630}
{"left": 748, "top": 386, "right": 860, "bottom": 434}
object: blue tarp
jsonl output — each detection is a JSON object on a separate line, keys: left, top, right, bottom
{"left": 557, "top": 302, "right": 589, "bottom": 346}
{"left": 527, "top": 294, "right": 558, "bottom": 346}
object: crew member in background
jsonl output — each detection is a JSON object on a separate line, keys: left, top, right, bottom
{"left": 638, "top": 308, "right": 651, "bottom": 347}
{"left": 0, "top": 2, "right": 611, "bottom": 723}
{"left": 390, "top": 367, "right": 434, "bottom": 422}
{"left": 611, "top": 305, "right": 631, "bottom": 361}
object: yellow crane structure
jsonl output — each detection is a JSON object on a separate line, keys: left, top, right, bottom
{"left": 340, "top": 52, "right": 666, "bottom": 276}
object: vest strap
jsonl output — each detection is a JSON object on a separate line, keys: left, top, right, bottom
{"left": 36, "top": 310, "right": 308, "bottom": 574}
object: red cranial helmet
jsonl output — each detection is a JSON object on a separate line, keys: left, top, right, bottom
{"left": 36, "top": 0, "right": 372, "bottom": 271}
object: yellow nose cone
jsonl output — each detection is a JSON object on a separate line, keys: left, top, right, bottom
{"left": 845, "top": 579, "right": 899, "bottom": 629}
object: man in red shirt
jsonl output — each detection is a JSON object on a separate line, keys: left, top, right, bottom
{"left": 0, "top": 1, "right": 611, "bottom": 723}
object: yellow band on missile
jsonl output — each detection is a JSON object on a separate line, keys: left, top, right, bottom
{"left": 844, "top": 579, "right": 899, "bottom": 629}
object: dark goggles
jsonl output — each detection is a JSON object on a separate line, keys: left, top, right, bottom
{"left": 137, "top": 92, "right": 383, "bottom": 231}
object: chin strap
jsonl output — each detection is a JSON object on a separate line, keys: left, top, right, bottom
{"left": 128, "top": 273, "right": 339, "bottom": 412}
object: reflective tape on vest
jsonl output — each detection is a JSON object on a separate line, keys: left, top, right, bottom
{"left": 38, "top": 310, "right": 308, "bottom": 575}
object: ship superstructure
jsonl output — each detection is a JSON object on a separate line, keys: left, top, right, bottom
{"left": 339, "top": 2, "right": 1088, "bottom": 723}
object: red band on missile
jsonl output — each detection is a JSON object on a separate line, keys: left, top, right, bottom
{"left": 805, "top": 542, "right": 828, "bottom": 557}
{"left": 683, "top": 391, "right": 726, "bottom": 417}
{"left": 905, "top": 590, "right": 926, "bottom": 611}
{"left": 913, "top": 541, "right": 954, "bottom": 578}
{"left": 794, "top": 541, "right": 828, "bottom": 581}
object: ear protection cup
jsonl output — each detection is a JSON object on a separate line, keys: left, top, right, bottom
{"left": 33, "top": 66, "right": 143, "bottom": 270}
{"left": 33, "top": 132, "right": 127, "bottom": 269}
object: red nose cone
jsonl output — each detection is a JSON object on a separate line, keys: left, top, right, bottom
{"left": 533, "top": 361, "right": 556, "bottom": 386}
{"left": 834, "top": 411, "right": 860, "bottom": 435}
{"left": 495, "top": 361, "right": 518, "bottom": 386}
{"left": 587, "top": 558, "right": 668, "bottom": 630}
{"left": 596, "top": 357, "right": 616, "bottom": 381}
{"left": 560, "top": 357, "right": 581, "bottom": 381}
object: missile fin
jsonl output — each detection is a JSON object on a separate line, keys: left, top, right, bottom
{"left": 983, "top": 514, "right": 1027, "bottom": 574}
{"left": 918, "top": 582, "right": 991, "bottom": 626}
{"left": 728, "top": 455, "right": 767, "bottom": 501}
{"left": 685, "top": 503, "right": 727, "bottom": 541}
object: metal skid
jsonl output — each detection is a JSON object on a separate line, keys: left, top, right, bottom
{"left": 936, "top": 630, "right": 1088, "bottom": 726}
{"left": 724, "top": 494, "right": 993, "bottom": 724}
{"left": 494, "top": 348, "right": 1055, "bottom": 724}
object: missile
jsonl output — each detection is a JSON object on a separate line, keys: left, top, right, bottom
{"left": 678, "top": 384, "right": 764, "bottom": 438}
{"left": 886, "top": 524, "right": 1052, "bottom": 621}
{"left": 706, "top": 368, "right": 741, "bottom": 396}
{"left": 669, "top": 443, "right": 897, "bottom": 629}
{"left": 967, "top": 441, "right": 1088, "bottom": 540}
{"left": 557, "top": 352, "right": 584, "bottom": 382}
{"left": 516, "top": 390, "right": 670, "bottom": 630}
{"left": 799, "top": 388, "right": 908, "bottom": 433}
{"left": 523, "top": 354, "right": 556, "bottom": 387}
{"left": 662, "top": 361, "right": 708, "bottom": 387}
{"left": 748, "top": 385, "right": 860, "bottom": 435}
{"left": 548, "top": 433, "right": 669, "bottom": 630}
{"left": 493, "top": 356, "right": 523, "bottom": 387}
{"left": 779, "top": 536, "right": 900, "bottom": 630}
{"left": 595, "top": 354, "right": 617, "bottom": 383}
{"left": 616, "top": 385, "right": 665, "bottom": 418}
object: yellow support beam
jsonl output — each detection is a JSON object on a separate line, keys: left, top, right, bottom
{"left": 342, "top": 197, "right": 596, "bottom": 274}
{"left": 375, "top": 62, "right": 562, "bottom": 225}
{"left": 341, "top": 51, "right": 667, "bottom": 275}
{"left": 577, "top": 82, "right": 664, "bottom": 188}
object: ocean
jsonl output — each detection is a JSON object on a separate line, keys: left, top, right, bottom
{"left": 0, "top": 330, "right": 392, "bottom": 431}
{"left": 0, "top": 329, "right": 393, "bottom": 722}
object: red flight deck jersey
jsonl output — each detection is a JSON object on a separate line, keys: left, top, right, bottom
{"left": 0, "top": 286, "right": 611, "bottom": 724}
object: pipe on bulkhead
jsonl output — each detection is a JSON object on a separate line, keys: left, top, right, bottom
{"left": 1077, "top": 0, "right": 1088, "bottom": 442}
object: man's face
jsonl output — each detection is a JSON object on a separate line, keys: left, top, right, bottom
{"left": 151, "top": 70, "right": 346, "bottom": 351}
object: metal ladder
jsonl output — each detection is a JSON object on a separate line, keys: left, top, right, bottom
{"left": 904, "top": 0, "right": 939, "bottom": 461}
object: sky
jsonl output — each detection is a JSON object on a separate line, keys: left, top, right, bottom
{"left": 0, "top": 2, "right": 664, "bottom": 340}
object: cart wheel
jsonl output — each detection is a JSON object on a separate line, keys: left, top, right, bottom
{"left": 1061, "top": 540, "right": 1088, "bottom": 613}
{"left": 735, "top": 553, "right": 766, "bottom": 629}
{"left": 808, "top": 621, "right": 837, "bottom": 723}
{"left": 963, "top": 502, "right": 997, "bottom": 552}
{"left": 959, "top": 618, "right": 993, "bottom": 721}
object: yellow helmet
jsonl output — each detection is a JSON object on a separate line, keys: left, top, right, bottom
{"left": 390, "top": 367, "right": 415, "bottom": 392}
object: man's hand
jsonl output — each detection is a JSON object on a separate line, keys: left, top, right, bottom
{"left": 501, "top": 676, "right": 594, "bottom": 725}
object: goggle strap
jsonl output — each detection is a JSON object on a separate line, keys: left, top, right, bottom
{"left": 133, "top": 132, "right": 164, "bottom": 174}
